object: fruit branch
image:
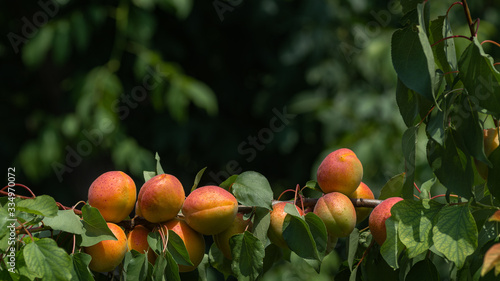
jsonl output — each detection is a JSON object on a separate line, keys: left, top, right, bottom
{"left": 461, "top": 0, "right": 476, "bottom": 37}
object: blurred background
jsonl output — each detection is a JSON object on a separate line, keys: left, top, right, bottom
{"left": 2, "top": 0, "right": 499, "bottom": 210}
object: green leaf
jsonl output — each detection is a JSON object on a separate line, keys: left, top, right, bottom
{"left": 487, "top": 148, "right": 500, "bottom": 199}
{"left": 143, "top": 170, "right": 156, "bottom": 182}
{"left": 396, "top": 78, "right": 420, "bottom": 127}
{"left": 402, "top": 126, "right": 418, "bottom": 199}
{"left": 304, "top": 212, "right": 328, "bottom": 259}
{"left": 282, "top": 212, "right": 319, "bottom": 260}
{"left": 183, "top": 77, "right": 218, "bottom": 116}
{"left": 380, "top": 217, "right": 404, "bottom": 269}
{"left": 16, "top": 195, "right": 58, "bottom": 217}
{"left": 429, "top": 16, "right": 457, "bottom": 85}
{"left": 208, "top": 243, "right": 233, "bottom": 279}
{"left": 79, "top": 204, "right": 116, "bottom": 247}
{"left": 262, "top": 244, "right": 282, "bottom": 274}
{"left": 453, "top": 96, "right": 490, "bottom": 167}
{"left": 432, "top": 203, "right": 478, "bottom": 268}
{"left": 458, "top": 37, "right": 500, "bottom": 116}
{"left": 70, "top": 252, "right": 94, "bottom": 281}
{"left": 191, "top": 167, "right": 207, "bottom": 192}
{"left": 167, "top": 229, "right": 194, "bottom": 267}
{"left": 400, "top": 0, "right": 425, "bottom": 14}
{"left": 304, "top": 180, "right": 320, "bottom": 191}
{"left": 220, "top": 174, "right": 239, "bottom": 191}
{"left": 426, "top": 109, "right": 445, "bottom": 146}
{"left": 164, "top": 250, "right": 181, "bottom": 281}
{"left": 52, "top": 20, "right": 71, "bottom": 65}
{"left": 392, "top": 24, "right": 435, "bottom": 102}
{"left": 231, "top": 171, "right": 273, "bottom": 210}
{"left": 427, "top": 130, "right": 474, "bottom": 198}
{"left": 230, "top": 231, "right": 265, "bottom": 281}
{"left": 147, "top": 231, "right": 166, "bottom": 256}
{"left": 392, "top": 199, "right": 443, "bottom": 258}
{"left": 23, "top": 238, "right": 72, "bottom": 280}
{"left": 124, "top": 251, "right": 149, "bottom": 281}
{"left": 405, "top": 259, "right": 440, "bottom": 281}
{"left": 43, "top": 210, "right": 85, "bottom": 234}
{"left": 152, "top": 255, "right": 167, "bottom": 281}
{"left": 22, "top": 25, "right": 54, "bottom": 69}
{"left": 379, "top": 173, "right": 406, "bottom": 200}
{"left": 71, "top": 11, "right": 90, "bottom": 53}
{"left": 348, "top": 228, "right": 360, "bottom": 271}
{"left": 155, "top": 152, "right": 165, "bottom": 175}
{"left": 252, "top": 207, "right": 271, "bottom": 246}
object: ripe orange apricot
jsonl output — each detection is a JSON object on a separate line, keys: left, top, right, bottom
{"left": 213, "top": 213, "right": 253, "bottom": 260}
{"left": 138, "top": 174, "right": 185, "bottom": 223}
{"left": 162, "top": 218, "right": 205, "bottom": 272}
{"left": 316, "top": 148, "right": 363, "bottom": 195}
{"left": 314, "top": 192, "right": 357, "bottom": 237}
{"left": 182, "top": 185, "right": 238, "bottom": 235}
{"left": 127, "top": 225, "right": 157, "bottom": 264}
{"left": 84, "top": 223, "right": 128, "bottom": 272}
{"left": 348, "top": 182, "right": 375, "bottom": 223}
{"left": 267, "top": 202, "right": 304, "bottom": 249}
{"left": 476, "top": 127, "right": 499, "bottom": 180}
{"left": 368, "top": 197, "right": 403, "bottom": 245}
{"left": 88, "top": 171, "right": 136, "bottom": 223}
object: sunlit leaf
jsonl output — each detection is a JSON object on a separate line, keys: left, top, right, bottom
{"left": 432, "top": 203, "right": 477, "bottom": 268}
{"left": 482, "top": 243, "right": 500, "bottom": 276}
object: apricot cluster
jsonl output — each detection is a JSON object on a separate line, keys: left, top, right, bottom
{"left": 85, "top": 172, "right": 242, "bottom": 273}
{"left": 83, "top": 148, "right": 402, "bottom": 273}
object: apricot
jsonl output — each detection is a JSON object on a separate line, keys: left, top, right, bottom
{"left": 84, "top": 223, "right": 128, "bottom": 272}
{"left": 314, "top": 192, "right": 356, "bottom": 237}
{"left": 213, "top": 213, "right": 253, "bottom": 260}
{"left": 316, "top": 148, "right": 363, "bottom": 195}
{"left": 267, "top": 202, "right": 305, "bottom": 249}
{"left": 476, "top": 127, "right": 499, "bottom": 179}
{"left": 348, "top": 182, "right": 375, "bottom": 223}
{"left": 368, "top": 197, "right": 403, "bottom": 245}
{"left": 127, "top": 225, "right": 157, "bottom": 264}
{"left": 182, "top": 185, "right": 238, "bottom": 235}
{"left": 135, "top": 201, "right": 142, "bottom": 217}
{"left": 88, "top": 171, "right": 136, "bottom": 223}
{"left": 138, "top": 174, "right": 185, "bottom": 223}
{"left": 162, "top": 218, "right": 205, "bottom": 272}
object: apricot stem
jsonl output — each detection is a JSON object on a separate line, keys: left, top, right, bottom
{"left": 431, "top": 35, "right": 472, "bottom": 48}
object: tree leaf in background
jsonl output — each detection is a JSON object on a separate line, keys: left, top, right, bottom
{"left": 53, "top": 19, "right": 71, "bottom": 65}
{"left": 22, "top": 25, "right": 54, "bottom": 69}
